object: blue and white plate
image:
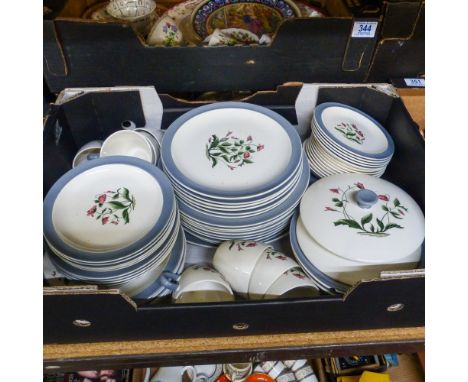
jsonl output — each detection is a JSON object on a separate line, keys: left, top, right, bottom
{"left": 305, "top": 102, "right": 395, "bottom": 178}
{"left": 161, "top": 102, "right": 305, "bottom": 244}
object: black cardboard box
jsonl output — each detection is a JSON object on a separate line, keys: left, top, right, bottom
{"left": 43, "top": 0, "right": 382, "bottom": 94}
{"left": 43, "top": 0, "right": 424, "bottom": 94}
{"left": 43, "top": 83, "right": 424, "bottom": 344}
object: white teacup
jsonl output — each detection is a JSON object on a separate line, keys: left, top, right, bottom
{"left": 213, "top": 240, "right": 272, "bottom": 296}
{"left": 263, "top": 268, "right": 319, "bottom": 300}
{"left": 173, "top": 264, "right": 233, "bottom": 301}
{"left": 223, "top": 363, "right": 252, "bottom": 382}
{"left": 72, "top": 140, "right": 103, "bottom": 168}
{"left": 248, "top": 250, "right": 299, "bottom": 299}
{"left": 106, "top": 0, "right": 157, "bottom": 36}
{"left": 135, "top": 128, "right": 161, "bottom": 164}
{"left": 101, "top": 130, "right": 154, "bottom": 163}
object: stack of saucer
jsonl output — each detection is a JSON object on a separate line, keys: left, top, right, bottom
{"left": 161, "top": 102, "right": 309, "bottom": 245}
{"left": 43, "top": 156, "right": 185, "bottom": 298}
{"left": 304, "top": 102, "right": 395, "bottom": 178}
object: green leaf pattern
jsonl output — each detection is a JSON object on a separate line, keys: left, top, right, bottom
{"left": 86, "top": 188, "right": 135, "bottom": 226}
{"left": 325, "top": 183, "right": 408, "bottom": 237}
{"left": 334, "top": 122, "right": 366, "bottom": 145}
{"left": 205, "top": 132, "right": 265, "bottom": 170}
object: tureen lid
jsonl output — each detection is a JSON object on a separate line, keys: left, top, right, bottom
{"left": 299, "top": 174, "right": 424, "bottom": 264}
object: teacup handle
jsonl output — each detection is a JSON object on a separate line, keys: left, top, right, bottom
{"left": 182, "top": 366, "right": 208, "bottom": 382}
{"left": 160, "top": 271, "right": 180, "bottom": 291}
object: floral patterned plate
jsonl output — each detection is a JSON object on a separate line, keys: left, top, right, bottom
{"left": 191, "top": 0, "right": 301, "bottom": 39}
{"left": 43, "top": 156, "right": 175, "bottom": 262}
{"left": 313, "top": 102, "right": 395, "bottom": 161}
{"left": 147, "top": 0, "right": 203, "bottom": 45}
{"left": 161, "top": 102, "right": 302, "bottom": 198}
{"left": 299, "top": 174, "right": 425, "bottom": 264}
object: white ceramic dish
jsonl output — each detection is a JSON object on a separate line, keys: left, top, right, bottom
{"left": 248, "top": 250, "right": 299, "bottom": 299}
{"left": 313, "top": 103, "right": 395, "bottom": 159}
{"left": 300, "top": 174, "right": 425, "bottom": 264}
{"left": 296, "top": 216, "right": 420, "bottom": 285}
{"left": 173, "top": 264, "right": 233, "bottom": 299}
{"left": 263, "top": 267, "right": 319, "bottom": 300}
{"left": 213, "top": 240, "right": 272, "bottom": 295}
{"left": 101, "top": 130, "right": 154, "bottom": 163}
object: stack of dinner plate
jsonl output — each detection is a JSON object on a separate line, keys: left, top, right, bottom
{"left": 161, "top": 102, "right": 309, "bottom": 245}
{"left": 290, "top": 173, "right": 425, "bottom": 294}
{"left": 304, "top": 102, "right": 395, "bottom": 178}
{"left": 43, "top": 156, "right": 185, "bottom": 298}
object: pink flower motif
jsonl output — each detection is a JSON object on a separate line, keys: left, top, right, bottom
{"left": 87, "top": 205, "right": 97, "bottom": 217}
{"left": 378, "top": 194, "right": 389, "bottom": 202}
{"left": 102, "top": 217, "right": 109, "bottom": 225}
{"left": 276, "top": 255, "right": 288, "bottom": 261}
{"left": 243, "top": 151, "right": 250, "bottom": 159}
{"left": 246, "top": 135, "right": 252, "bottom": 141}
{"left": 257, "top": 144, "right": 264, "bottom": 152}
{"left": 111, "top": 221, "right": 118, "bottom": 225}
{"left": 226, "top": 131, "right": 232, "bottom": 137}
{"left": 228, "top": 165, "right": 235, "bottom": 171}
{"left": 293, "top": 272, "right": 306, "bottom": 279}
{"left": 329, "top": 188, "right": 339, "bottom": 194}
{"left": 399, "top": 210, "right": 405, "bottom": 215}
{"left": 325, "top": 207, "right": 337, "bottom": 212}
{"left": 98, "top": 194, "right": 107, "bottom": 204}
{"left": 355, "top": 182, "right": 365, "bottom": 190}
{"left": 246, "top": 242, "right": 257, "bottom": 247}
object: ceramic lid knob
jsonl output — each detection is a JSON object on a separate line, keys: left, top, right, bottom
{"left": 355, "top": 189, "right": 378, "bottom": 209}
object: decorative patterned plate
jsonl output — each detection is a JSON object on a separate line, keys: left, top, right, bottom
{"left": 161, "top": 102, "right": 301, "bottom": 198}
{"left": 191, "top": 0, "right": 301, "bottom": 38}
{"left": 147, "top": 0, "right": 202, "bottom": 45}
{"left": 43, "top": 156, "right": 175, "bottom": 262}
{"left": 82, "top": 1, "right": 167, "bottom": 21}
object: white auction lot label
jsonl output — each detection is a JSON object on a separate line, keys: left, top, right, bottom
{"left": 352, "top": 21, "right": 378, "bottom": 38}
{"left": 404, "top": 78, "right": 425, "bottom": 87}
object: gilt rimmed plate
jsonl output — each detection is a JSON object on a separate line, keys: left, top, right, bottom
{"left": 191, "top": 0, "right": 301, "bottom": 38}
{"left": 161, "top": 102, "right": 301, "bottom": 199}
{"left": 44, "top": 156, "right": 175, "bottom": 263}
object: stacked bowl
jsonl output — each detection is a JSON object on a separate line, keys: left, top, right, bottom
{"left": 160, "top": 102, "right": 309, "bottom": 245}
{"left": 43, "top": 156, "right": 185, "bottom": 299}
{"left": 213, "top": 239, "right": 319, "bottom": 299}
{"left": 304, "top": 102, "right": 395, "bottom": 178}
{"left": 290, "top": 173, "right": 425, "bottom": 293}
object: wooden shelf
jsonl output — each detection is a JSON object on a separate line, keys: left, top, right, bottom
{"left": 44, "top": 327, "right": 424, "bottom": 372}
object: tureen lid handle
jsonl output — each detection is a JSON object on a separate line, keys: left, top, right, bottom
{"left": 355, "top": 189, "right": 378, "bottom": 209}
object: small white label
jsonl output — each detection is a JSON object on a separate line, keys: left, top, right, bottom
{"left": 352, "top": 21, "right": 378, "bottom": 38}
{"left": 404, "top": 78, "right": 425, "bottom": 87}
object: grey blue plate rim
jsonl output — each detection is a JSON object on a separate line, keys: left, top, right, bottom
{"left": 177, "top": 155, "right": 309, "bottom": 227}
{"left": 314, "top": 102, "right": 395, "bottom": 160}
{"left": 43, "top": 156, "right": 175, "bottom": 263}
{"left": 161, "top": 101, "right": 302, "bottom": 198}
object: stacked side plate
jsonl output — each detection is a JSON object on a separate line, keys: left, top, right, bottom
{"left": 161, "top": 102, "right": 309, "bottom": 245}
{"left": 43, "top": 156, "right": 185, "bottom": 298}
{"left": 305, "top": 102, "right": 395, "bottom": 178}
